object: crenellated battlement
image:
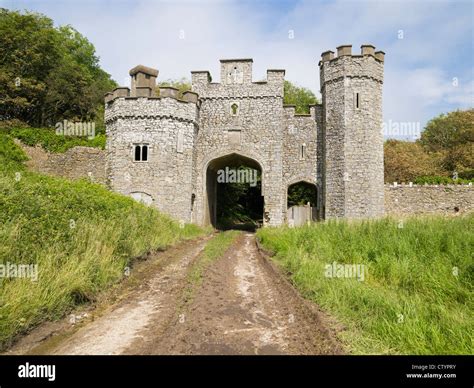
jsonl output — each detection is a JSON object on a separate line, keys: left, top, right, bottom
{"left": 105, "top": 66, "right": 200, "bottom": 106}
{"left": 319, "top": 45, "right": 385, "bottom": 85}
{"left": 158, "top": 86, "right": 179, "bottom": 99}
{"left": 220, "top": 58, "right": 253, "bottom": 85}
{"left": 283, "top": 104, "right": 321, "bottom": 120}
{"left": 104, "top": 94, "right": 198, "bottom": 125}
{"left": 191, "top": 60, "right": 285, "bottom": 99}
{"left": 320, "top": 44, "right": 385, "bottom": 63}
{"left": 104, "top": 87, "right": 130, "bottom": 103}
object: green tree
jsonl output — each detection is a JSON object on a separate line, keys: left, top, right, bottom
{"left": 0, "top": 9, "right": 59, "bottom": 124}
{"left": 215, "top": 166, "right": 263, "bottom": 228}
{"left": 419, "top": 109, "right": 474, "bottom": 178}
{"left": 384, "top": 140, "right": 443, "bottom": 183}
{"left": 384, "top": 110, "right": 474, "bottom": 182}
{"left": 283, "top": 80, "right": 319, "bottom": 114}
{"left": 0, "top": 9, "right": 116, "bottom": 129}
{"left": 287, "top": 182, "right": 318, "bottom": 207}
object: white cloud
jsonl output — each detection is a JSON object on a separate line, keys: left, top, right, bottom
{"left": 5, "top": 0, "right": 473, "bottom": 129}
{"left": 384, "top": 66, "right": 473, "bottom": 129}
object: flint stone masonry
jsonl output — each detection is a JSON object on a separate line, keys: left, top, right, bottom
{"left": 320, "top": 46, "right": 384, "bottom": 219}
{"left": 19, "top": 138, "right": 473, "bottom": 220}
{"left": 17, "top": 141, "right": 106, "bottom": 184}
{"left": 385, "top": 184, "right": 474, "bottom": 215}
{"left": 283, "top": 105, "right": 321, "bottom": 210}
{"left": 105, "top": 46, "right": 386, "bottom": 226}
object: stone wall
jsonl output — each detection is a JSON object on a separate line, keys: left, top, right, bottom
{"left": 105, "top": 96, "right": 198, "bottom": 223}
{"left": 282, "top": 104, "right": 320, "bottom": 215}
{"left": 385, "top": 184, "right": 474, "bottom": 216}
{"left": 18, "top": 141, "right": 106, "bottom": 184}
{"left": 192, "top": 59, "right": 287, "bottom": 226}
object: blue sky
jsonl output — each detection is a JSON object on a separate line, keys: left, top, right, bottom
{"left": 3, "top": 0, "right": 473, "bottom": 138}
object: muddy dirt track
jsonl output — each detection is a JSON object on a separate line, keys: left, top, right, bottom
{"left": 8, "top": 233, "right": 342, "bottom": 355}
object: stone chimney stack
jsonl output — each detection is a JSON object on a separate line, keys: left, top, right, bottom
{"left": 129, "top": 65, "right": 159, "bottom": 97}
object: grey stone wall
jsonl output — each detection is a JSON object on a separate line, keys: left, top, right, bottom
{"left": 385, "top": 184, "right": 474, "bottom": 216}
{"left": 105, "top": 96, "right": 197, "bottom": 223}
{"left": 191, "top": 59, "right": 287, "bottom": 226}
{"left": 282, "top": 105, "right": 320, "bottom": 216}
{"left": 18, "top": 141, "right": 106, "bottom": 184}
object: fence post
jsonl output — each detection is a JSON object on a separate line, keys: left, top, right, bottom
{"left": 307, "top": 201, "right": 311, "bottom": 225}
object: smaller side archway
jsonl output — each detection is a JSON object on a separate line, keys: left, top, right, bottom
{"left": 287, "top": 181, "right": 318, "bottom": 208}
{"left": 286, "top": 181, "right": 319, "bottom": 225}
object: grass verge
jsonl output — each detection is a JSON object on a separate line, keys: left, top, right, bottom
{"left": 257, "top": 216, "right": 473, "bottom": 354}
{"left": 1, "top": 126, "right": 105, "bottom": 153}
{"left": 0, "top": 133, "right": 207, "bottom": 349}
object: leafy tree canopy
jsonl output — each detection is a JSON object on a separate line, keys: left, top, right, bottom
{"left": 419, "top": 109, "right": 473, "bottom": 176}
{"left": 384, "top": 140, "right": 443, "bottom": 183}
{"left": 384, "top": 109, "right": 474, "bottom": 182}
{"left": 420, "top": 109, "right": 473, "bottom": 151}
{"left": 283, "top": 80, "right": 319, "bottom": 114}
{"left": 0, "top": 9, "right": 116, "bottom": 129}
{"left": 287, "top": 181, "right": 318, "bottom": 207}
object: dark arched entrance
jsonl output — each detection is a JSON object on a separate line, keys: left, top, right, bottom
{"left": 206, "top": 153, "right": 263, "bottom": 230}
{"left": 287, "top": 181, "right": 318, "bottom": 208}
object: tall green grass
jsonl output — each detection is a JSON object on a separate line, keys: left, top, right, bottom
{"left": 257, "top": 217, "right": 473, "bottom": 354}
{"left": 1, "top": 127, "right": 105, "bottom": 153}
{"left": 0, "top": 134, "right": 206, "bottom": 349}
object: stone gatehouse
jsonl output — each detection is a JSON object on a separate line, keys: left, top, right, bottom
{"left": 104, "top": 44, "right": 385, "bottom": 227}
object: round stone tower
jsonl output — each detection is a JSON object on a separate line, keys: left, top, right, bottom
{"left": 319, "top": 44, "right": 385, "bottom": 219}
